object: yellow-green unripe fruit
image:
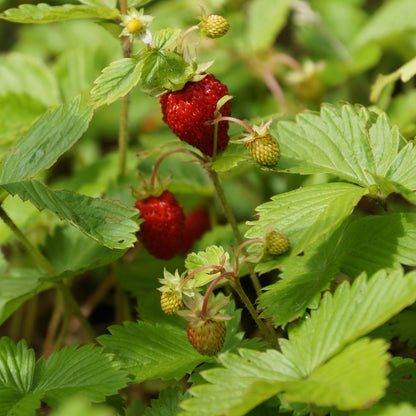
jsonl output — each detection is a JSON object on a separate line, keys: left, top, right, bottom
{"left": 161, "top": 291, "right": 184, "bottom": 315}
{"left": 265, "top": 230, "right": 290, "bottom": 255}
{"left": 203, "top": 14, "right": 230, "bottom": 39}
{"left": 248, "top": 134, "right": 280, "bottom": 167}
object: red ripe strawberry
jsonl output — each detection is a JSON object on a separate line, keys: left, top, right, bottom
{"left": 181, "top": 208, "right": 211, "bottom": 253}
{"left": 135, "top": 190, "right": 185, "bottom": 260}
{"left": 160, "top": 74, "right": 231, "bottom": 157}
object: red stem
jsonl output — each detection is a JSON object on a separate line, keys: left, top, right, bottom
{"left": 179, "top": 264, "right": 224, "bottom": 289}
{"left": 211, "top": 116, "right": 255, "bottom": 135}
{"left": 201, "top": 272, "right": 235, "bottom": 318}
{"left": 149, "top": 148, "right": 207, "bottom": 187}
{"left": 234, "top": 238, "right": 263, "bottom": 260}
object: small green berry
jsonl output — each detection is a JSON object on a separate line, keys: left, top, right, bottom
{"left": 247, "top": 134, "right": 280, "bottom": 167}
{"left": 265, "top": 230, "right": 290, "bottom": 256}
{"left": 203, "top": 14, "right": 230, "bottom": 39}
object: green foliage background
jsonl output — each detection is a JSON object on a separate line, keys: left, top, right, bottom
{"left": 0, "top": 0, "right": 416, "bottom": 415}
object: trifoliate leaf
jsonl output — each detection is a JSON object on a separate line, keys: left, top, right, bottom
{"left": 0, "top": 96, "right": 93, "bottom": 185}
{"left": 246, "top": 182, "right": 367, "bottom": 273}
{"left": 259, "top": 213, "right": 416, "bottom": 326}
{"left": 276, "top": 103, "right": 412, "bottom": 190}
{"left": 98, "top": 321, "right": 206, "bottom": 383}
{"left": 0, "top": 3, "right": 119, "bottom": 23}
{"left": 180, "top": 349, "right": 297, "bottom": 416}
{"left": 90, "top": 57, "right": 143, "bottom": 107}
{"left": 185, "top": 245, "right": 230, "bottom": 287}
{"left": 283, "top": 338, "right": 390, "bottom": 410}
{"left": 280, "top": 269, "right": 416, "bottom": 376}
{"left": 33, "top": 344, "right": 128, "bottom": 407}
{"left": 0, "top": 339, "right": 126, "bottom": 415}
{"left": 181, "top": 269, "right": 416, "bottom": 415}
{"left": 3, "top": 180, "right": 140, "bottom": 249}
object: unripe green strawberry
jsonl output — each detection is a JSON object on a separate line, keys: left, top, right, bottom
{"left": 265, "top": 230, "right": 290, "bottom": 256}
{"left": 161, "top": 291, "right": 185, "bottom": 315}
{"left": 187, "top": 319, "right": 226, "bottom": 356}
{"left": 247, "top": 134, "right": 280, "bottom": 167}
{"left": 203, "top": 14, "right": 230, "bottom": 38}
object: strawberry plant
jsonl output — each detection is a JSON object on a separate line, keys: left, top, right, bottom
{"left": 0, "top": 0, "right": 416, "bottom": 415}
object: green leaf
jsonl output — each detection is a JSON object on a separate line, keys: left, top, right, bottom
{"left": 0, "top": 53, "right": 60, "bottom": 107}
{"left": 180, "top": 349, "right": 296, "bottom": 416}
{"left": 372, "top": 307, "right": 416, "bottom": 348}
{"left": 181, "top": 269, "right": 416, "bottom": 415}
{"left": 90, "top": 57, "right": 142, "bottom": 107}
{"left": 283, "top": 338, "right": 390, "bottom": 410}
{"left": 370, "top": 57, "right": 416, "bottom": 103}
{"left": 0, "top": 269, "right": 50, "bottom": 326}
{"left": 139, "top": 50, "right": 192, "bottom": 96}
{"left": 0, "top": 93, "right": 47, "bottom": 143}
{"left": 43, "top": 225, "right": 126, "bottom": 278}
{"left": 0, "top": 338, "right": 40, "bottom": 416}
{"left": 78, "top": 0, "right": 117, "bottom": 8}
{"left": 246, "top": 0, "right": 292, "bottom": 52}
{"left": 211, "top": 143, "right": 251, "bottom": 173}
{"left": 49, "top": 396, "right": 116, "bottom": 416}
{"left": 144, "top": 387, "right": 187, "bottom": 416}
{"left": 98, "top": 321, "right": 206, "bottom": 383}
{"left": 246, "top": 182, "right": 367, "bottom": 273}
{"left": 354, "top": 403, "right": 416, "bottom": 416}
{"left": 153, "top": 28, "right": 182, "bottom": 50}
{"left": 0, "top": 3, "right": 119, "bottom": 23}
{"left": 280, "top": 269, "right": 416, "bottom": 376}
{"left": 0, "top": 338, "right": 35, "bottom": 393}
{"left": 33, "top": 344, "right": 128, "bottom": 407}
{"left": 380, "top": 357, "right": 416, "bottom": 406}
{"left": 185, "top": 246, "right": 229, "bottom": 287}
{"left": 3, "top": 180, "right": 140, "bottom": 249}
{"left": 339, "top": 213, "right": 416, "bottom": 277}
{"left": 277, "top": 103, "right": 402, "bottom": 187}
{"left": 259, "top": 213, "right": 416, "bottom": 326}
{"left": 353, "top": 0, "right": 416, "bottom": 48}
{"left": 0, "top": 96, "right": 94, "bottom": 185}
{"left": 385, "top": 142, "right": 416, "bottom": 190}
{"left": 258, "top": 226, "right": 343, "bottom": 326}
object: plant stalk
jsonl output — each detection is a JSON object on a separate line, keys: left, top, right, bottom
{"left": 206, "top": 168, "right": 262, "bottom": 294}
{"left": 232, "top": 278, "right": 279, "bottom": 350}
{"left": 118, "top": 0, "right": 132, "bottom": 178}
{"left": 0, "top": 204, "right": 96, "bottom": 345}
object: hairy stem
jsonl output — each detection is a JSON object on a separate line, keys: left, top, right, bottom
{"left": 212, "top": 116, "right": 255, "bottom": 135}
{"left": 206, "top": 168, "right": 262, "bottom": 294}
{"left": 118, "top": 0, "right": 132, "bottom": 178}
{"left": 263, "top": 69, "right": 288, "bottom": 112}
{"left": 201, "top": 272, "right": 235, "bottom": 317}
{"left": 232, "top": 278, "right": 279, "bottom": 350}
{"left": 150, "top": 148, "right": 206, "bottom": 187}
